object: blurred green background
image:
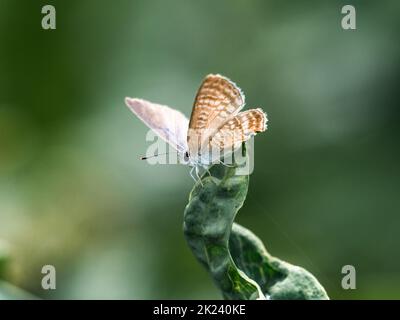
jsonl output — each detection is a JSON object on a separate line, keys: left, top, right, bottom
{"left": 0, "top": 0, "right": 399, "bottom": 299}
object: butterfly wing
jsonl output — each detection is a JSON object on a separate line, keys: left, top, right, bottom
{"left": 125, "top": 97, "right": 189, "bottom": 153}
{"left": 187, "top": 74, "right": 245, "bottom": 157}
{"left": 209, "top": 108, "right": 267, "bottom": 158}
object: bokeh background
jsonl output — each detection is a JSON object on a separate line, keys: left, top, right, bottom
{"left": 0, "top": 0, "right": 399, "bottom": 299}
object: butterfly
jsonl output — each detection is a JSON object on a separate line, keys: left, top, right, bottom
{"left": 125, "top": 74, "right": 267, "bottom": 180}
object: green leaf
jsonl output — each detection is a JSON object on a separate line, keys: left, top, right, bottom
{"left": 183, "top": 162, "right": 329, "bottom": 300}
{"left": 230, "top": 223, "right": 329, "bottom": 300}
{"left": 184, "top": 164, "right": 263, "bottom": 299}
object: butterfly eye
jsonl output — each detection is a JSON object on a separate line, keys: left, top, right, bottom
{"left": 184, "top": 152, "right": 190, "bottom": 162}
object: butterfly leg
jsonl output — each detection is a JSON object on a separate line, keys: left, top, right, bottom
{"left": 217, "top": 159, "right": 235, "bottom": 168}
{"left": 203, "top": 165, "right": 212, "bottom": 177}
{"left": 195, "top": 166, "right": 203, "bottom": 186}
{"left": 189, "top": 166, "right": 197, "bottom": 182}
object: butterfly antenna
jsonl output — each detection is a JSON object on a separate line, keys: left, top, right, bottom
{"left": 140, "top": 152, "right": 169, "bottom": 160}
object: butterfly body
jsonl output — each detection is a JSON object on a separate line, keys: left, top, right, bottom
{"left": 125, "top": 74, "right": 267, "bottom": 179}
